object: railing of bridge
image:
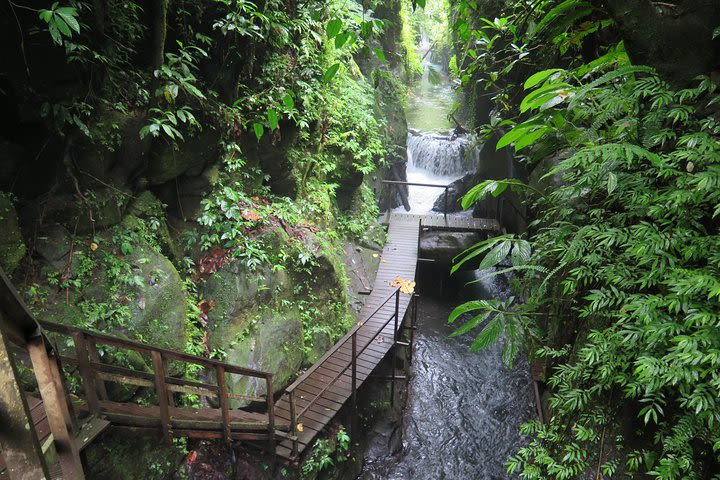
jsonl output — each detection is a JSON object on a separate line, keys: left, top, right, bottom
{"left": 382, "top": 179, "right": 450, "bottom": 220}
{"left": 281, "top": 287, "right": 418, "bottom": 458}
{"left": 39, "top": 320, "right": 278, "bottom": 447}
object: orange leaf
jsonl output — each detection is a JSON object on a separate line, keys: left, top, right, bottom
{"left": 241, "top": 209, "right": 261, "bottom": 222}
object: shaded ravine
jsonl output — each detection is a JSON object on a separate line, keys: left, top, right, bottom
{"left": 360, "top": 272, "right": 536, "bottom": 479}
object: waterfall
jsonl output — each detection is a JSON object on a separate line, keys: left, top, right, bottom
{"left": 407, "top": 132, "right": 478, "bottom": 177}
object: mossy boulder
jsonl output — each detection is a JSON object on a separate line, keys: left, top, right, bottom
{"left": 84, "top": 430, "right": 184, "bottom": 480}
{"left": 146, "top": 128, "right": 220, "bottom": 186}
{"left": 122, "top": 242, "right": 188, "bottom": 351}
{"left": 0, "top": 192, "right": 26, "bottom": 274}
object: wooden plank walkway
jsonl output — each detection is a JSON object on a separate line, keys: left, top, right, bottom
{"left": 381, "top": 212, "right": 501, "bottom": 231}
{"left": 274, "top": 214, "right": 423, "bottom": 460}
{"left": 0, "top": 396, "right": 110, "bottom": 479}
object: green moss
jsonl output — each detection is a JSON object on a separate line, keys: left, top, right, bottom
{"left": 0, "top": 192, "right": 26, "bottom": 274}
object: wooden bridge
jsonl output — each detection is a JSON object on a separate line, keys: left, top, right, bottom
{"left": 0, "top": 211, "right": 499, "bottom": 479}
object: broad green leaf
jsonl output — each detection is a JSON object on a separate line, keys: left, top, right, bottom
{"left": 471, "top": 316, "right": 503, "bottom": 352}
{"left": 267, "top": 108, "right": 279, "bottom": 130}
{"left": 322, "top": 63, "right": 341, "bottom": 83}
{"left": 374, "top": 48, "right": 386, "bottom": 62}
{"left": 283, "top": 94, "right": 294, "bottom": 110}
{"left": 450, "top": 311, "right": 491, "bottom": 337}
{"left": 448, "top": 300, "right": 492, "bottom": 323}
{"left": 253, "top": 122, "right": 264, "bottom": 140}
{"left": 54, "top": 17, "right": 71, "bottom": 36}
{"left": 520, "top": 83, "right": 572, "bottom": 112}
{"left": 514, "top": 126, "right": 551, "bottom": 151}
{"left": 325, "top": 19, "right": 342, "bottom": 38}
{"left": 477, "top": 240, "right": 512, "bottom": 270}
{"left": 335, "top": 31, "right": 351, "bottom": 48}
{"left": 415, "top": 0, "right": 426, "bottom": 8}
{"left": 512, "top": 240, "right": 532, "bottom": 267}
{"left": 607, "top": 172, "right": 617, "bottom": 194}
{"left": 524, "top": 68, "right": 564, "bottom": 90}
{"left": 56, "top": 7, "right": 80, "bottom": 33}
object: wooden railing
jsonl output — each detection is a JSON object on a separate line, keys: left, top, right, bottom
{"left": 38, "top": 320, "right": 278, "bottom": 447}
{"left": 281, "top": 287, "right": 414, "bottom": 458}
{"left": 382, "top": 180, "right": 450, "bottom": 219}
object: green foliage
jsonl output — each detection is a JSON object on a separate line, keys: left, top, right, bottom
{"left": 451, "top": 1, "right": 720, "bottom": 478}
{"left": 301, "top": 427, "right": 351, "bottom": 479}
{"left": 39, "top": 3, "right": 80, "bottom": 45}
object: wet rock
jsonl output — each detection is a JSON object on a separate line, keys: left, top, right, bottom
{"left": 84, "top": 430, "right": 184, "bottom": 480}
{"left": 0, "top": 193, "right": 26, "bottom": 273}
{"left": 34, "top": 223, "right": 72, "bottom": 269}
{"left": 146, "top": 128, "right": 220, "bottom": 186}
{"left": 419, "top": 231, "right": 485, "bottom": 269}
{"left": 431, "top": 173, "right": 481, "bottom": 213}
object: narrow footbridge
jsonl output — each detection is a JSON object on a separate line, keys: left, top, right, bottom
{"left": 0, "top": 212, "right": 498, "bottom": 478}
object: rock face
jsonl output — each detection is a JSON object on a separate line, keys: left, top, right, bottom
{"left": 419, "top": 231, "right": 486, "bottom": 269}
{"left": 431, "top": 173, "right": 481, "bottom": 213}
{"left": 202, "top": 228, "right": 355, "bottom": 404}
{"left": 0, "top": 193, "right": 26, "bottom": 274}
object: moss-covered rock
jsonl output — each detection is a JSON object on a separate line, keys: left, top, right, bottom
{"left": 146, "top": 128, "right": 220, "bottom": 186}
{"left": 0, "top": 192, "right": 26, "bottom": 274}
{"left": 84, "top": 430, "right": 185, "bottom": 480}
{"left": 123, "top": 242, "right": 188, "bottom": 351}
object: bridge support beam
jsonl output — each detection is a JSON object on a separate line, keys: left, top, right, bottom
{"left": 27, "top": 336, "right": 85, "bottom": 479}
{"left": 0, "top": 316, "right": 50, "bottom": 480}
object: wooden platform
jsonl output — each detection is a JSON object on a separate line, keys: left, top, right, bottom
{"left": 381, "top": 212, "right": 500, "bottom": 231}
{"left": 273, "top": 214, "right": 423, "bottom": 460}
{"left": 0, "top": 397, "right": 109, "bottom": 479}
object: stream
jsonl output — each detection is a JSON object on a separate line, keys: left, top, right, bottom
{"left": 359, "top": 60, "right": 536, "bottom": 479}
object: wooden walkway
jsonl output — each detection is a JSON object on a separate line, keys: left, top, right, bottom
{"left": 0, "top": 212, "right": 499, "bottom": 476}
{"left": 273, "top": 213, "right": 424, "bottom": 460}
{"left": 382, "top": 212, "right": 501, "bottom": 231}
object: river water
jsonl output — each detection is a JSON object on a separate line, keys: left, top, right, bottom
{"left": 359, "top": 62, "right": 536, "bottom": 479}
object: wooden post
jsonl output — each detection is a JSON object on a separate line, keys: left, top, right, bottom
{"left": 72, "top": 332, "right": 100, "bottom": 415}
{"left": 265, "top": 375, "right": 275, "bottom": 454}
{"left": 0, "top": 322, "right": 50, "bottom": 480}
{"left": 27, "top": 336, "right": 85, "bottom": 479}
{"left": 288, "top": 390, "right": 298, "bottom": 459}
{"left": 393, "top": 289, "right": 400, "bottom": 342}
{"left": 85, "top": 340, "right": 108, "bottom": 401}
{"left": 48, "top": 349, "right": 78, "bottom": 435}
{"left": 351, "top": 332, "right": 357, "bottom": 441}
{"left": 216, "top": 366, "right": 231, "bottom": 444}
{"left": 151, "top": 351, "right": 172, "bottom": 444}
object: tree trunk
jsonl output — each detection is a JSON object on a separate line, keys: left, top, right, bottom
{"left": 151, "top": 0, "right": 169, "bottom": 70}
{"left": 594, "top": 0, "right": 720, "bottom": 85}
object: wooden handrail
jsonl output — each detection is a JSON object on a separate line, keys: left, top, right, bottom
{"left": 40, "top": 320, "right": 271, "bottom": 379}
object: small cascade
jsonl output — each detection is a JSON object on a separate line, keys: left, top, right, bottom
{"left": 407, "top": 132, "right": 478, "bottom": 177}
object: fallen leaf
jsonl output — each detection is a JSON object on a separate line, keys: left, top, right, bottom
{"left": 296, "top": 423, "right": 304, "bottom": 432}
{"left": 89, "top": 242, "right": 98, "bottom": 251}
{"left": 241, "top": 209, "right": 261, "bottom": 222}
{"left": 186, "top": 451, "right": 198, "bottom": 464}
{"left": 389, "top": 276, "right": 416, "bottom": 294}
{"left": 372, "top": 253, "right": 379, "bottom": 258}
{"left": 138, "top": 297, "right": 146, "bottom": 310}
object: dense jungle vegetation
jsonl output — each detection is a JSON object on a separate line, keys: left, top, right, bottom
{"left": 3, "top": 0, "right": 720, "bottom": 478}
{"left": 447, "top": 0, "right": 720, "bottom": 479}
{"left": 0, "top": 0, "right": 418, "bottom": 477}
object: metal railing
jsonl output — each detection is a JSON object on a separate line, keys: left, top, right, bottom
{"left": 382, "top": 180, "right": 450, "bottom": 220}
{"left": 283, "top": 287, "right": 413, "bottom": 458}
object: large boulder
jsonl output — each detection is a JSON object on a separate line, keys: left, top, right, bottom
{"left": 432, "top": 173, "right": 481, "bottom": 213}
{"left": 0, "top": 192, "right": 26, "bottom": 274}
{"left": 202, "top": 230, "right": 305, "bottom": 402}
{"left": 419, "top": 231, "right": 486, "bottom": 270}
